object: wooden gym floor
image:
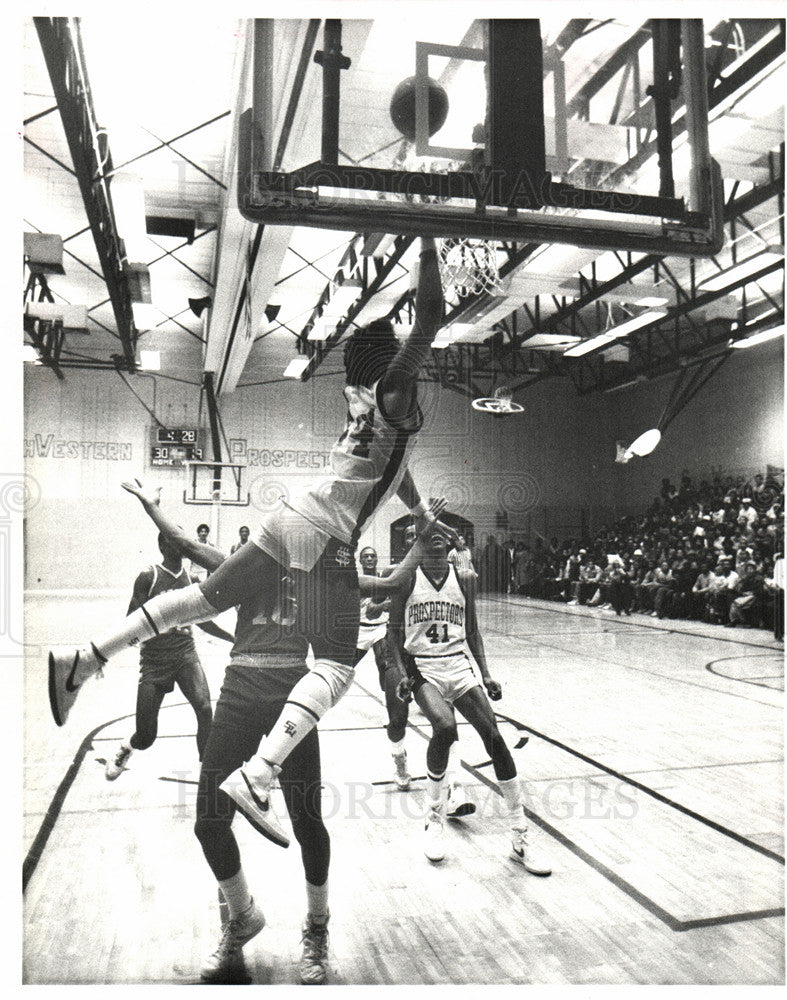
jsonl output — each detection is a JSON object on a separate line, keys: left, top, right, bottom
{"left": 22, "top": 591, "right": 784, "bottom": 985}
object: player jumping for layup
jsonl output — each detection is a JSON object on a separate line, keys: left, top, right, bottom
{"left": 387, "top": 526, "right": 552, "bottom": 874}
{"left": 49, "top": 237, "right": 444, "bottom": 848}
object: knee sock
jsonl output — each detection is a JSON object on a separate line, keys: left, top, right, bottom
{"left": 446, "top": 741, "right": 462, "bottom": 788}
{"left": 218, "top": 867, "right": 253, "bottom": 920}
{"left": 426, "top": 769, "right": 446, "bottom": 811}
{"left": 255, "top": 660, "right": 355, "bottom": 768}
{"left": 89, "top": 585, "right": 217, "bottom": 663}
{"left": 305, "top": 879, "right": 329, "bottom": 920}
{"left": 499, "top": 775, "right": 526, "bottom": 829}
{"left": 389, "top": 736, "right": 406, "bottom": 756}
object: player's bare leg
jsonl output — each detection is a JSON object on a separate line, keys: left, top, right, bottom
{"left": 454, "top": 686, "right": 552, "bottom": 875}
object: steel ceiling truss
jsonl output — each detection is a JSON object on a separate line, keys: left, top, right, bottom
{"left": 33, "top": 17, "right": 137, "bottom": 369}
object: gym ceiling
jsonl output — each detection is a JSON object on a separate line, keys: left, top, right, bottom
{"left": 23, "top": 15, "right": 785, "bottom": 404}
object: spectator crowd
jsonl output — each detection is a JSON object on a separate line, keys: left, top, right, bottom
{"left": 467, "top": 469, "right": 784, "bottom": 639}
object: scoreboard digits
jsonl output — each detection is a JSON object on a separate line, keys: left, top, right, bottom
{"left": 150, "top": 428, "right": 203, "bottom": 467}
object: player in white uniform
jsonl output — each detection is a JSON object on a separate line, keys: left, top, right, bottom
{"left": 387, "top": 527, "right": 552, "bottom": 874}
{"left": 49, "top": 237, "right": 444, "bottom": 848}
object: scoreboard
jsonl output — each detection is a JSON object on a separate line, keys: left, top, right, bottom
{"left": 150, "top": 427, "right": 203, "bottom": 467}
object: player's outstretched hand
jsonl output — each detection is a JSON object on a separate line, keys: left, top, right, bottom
{"left": 121, "top": 478, "right": 162, "bottom": 506}
{"left": 396, "top": 677, "right": 414, "bottom": 703}
{"left": 484, "top": 678, "right": 502, "bottom": 701}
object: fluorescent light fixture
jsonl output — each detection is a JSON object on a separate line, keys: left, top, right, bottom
{"left": 308, "top": 316, "right": 342, "bottom": 342}
{"left": 138, "top": 350, "right": 161, "bottom": 370}
{"left": 563, "top": 311, "right": 667, "bottom": 357}
{"left": 635, "top": 295, "right": 669, "bottom": 308}
{"left": 563, "top": 331, "right": 618, "bottom": 357}
{"left": 731, "top": 326, "right": 784, "bottom": 349}
{"left": 283, "top": 356, "right": 310, "bottom": 378}
{"left": 698, "top": 248, "right": 784, "bottom": 292}
{"left": 329, "top": 276, "right": 363, "bottom": 315}
{"left": 131, "top": 302, "right": 161, "bottom": 331}
{"left": 25, "top": 302, "right": 89, "bottom": 330}
{"left": 22, "top": 344, "right": 40, "bottom": 363}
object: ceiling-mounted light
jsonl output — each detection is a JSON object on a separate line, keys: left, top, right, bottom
{"left": 698, "top": 247, "right": 784, "bottom": 292}
{"left": 22, "top": 344, "right": 40, "bottom": 363}
{"left": 635, "top": 295, "right": 669, "bottom": 308}
{"left": 132, "top": 302, "right": 161, "bottom": 331}
{"left": 283, "top": 356, "right": 310, "bottom": 378}
{"left": 188, "top": 296, "right": 213, "bottom": 318}
{"left": 308, "top": 316, "right": 341, "bottom": 342}
{"left": 563, "top": 311, "right": 667, "bottom": 357}
{"left": 731, "top": 326, "right": 784, "bottom": 350}
{"left": 23, "top": 233, "right": 66, "bottom": 275}
{"left": 265, "top": 303, "right": 282, "bottom": 323}
{"left": 329, "top": 275, "right": 363, "bottom": 315}
{"left": 138, "top": 349, "right": 161, "bottom": 370}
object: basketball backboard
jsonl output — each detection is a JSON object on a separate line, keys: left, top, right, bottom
{"left": 237, "top": 18, "right": 724, "bottom": 257}
{"left": 183, "top": 461, "right": 249, "bottom": 506}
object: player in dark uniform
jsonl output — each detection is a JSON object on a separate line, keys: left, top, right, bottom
{"left": 105, "top": 533, "right": 225, "bottom": 780}
{"left": 355, "top": 546, "right": 412, "bottom": 790}
{"left": 50, "top": 236, "right": 444, "bottom": 849}
{"left": 121, "top": 481, "right": 331, "bottom": 984}
{"left": 120, "top": 479, "right": 445, "bottom": 983}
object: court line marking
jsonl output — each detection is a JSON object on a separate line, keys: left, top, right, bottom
{"left": 706, "top": 653, "right": 785, "bottom": 690}
{"left": 26, "top": 682, "right": 783, "bottom": 938}
{"left": 481, "top": 624, "right": 784, "bottom": 710}
{"left": 352, "top": 679, "right": 784, "bottom": 932}
{"left": 23, "top": 708, "right": 135, "bottom": 892}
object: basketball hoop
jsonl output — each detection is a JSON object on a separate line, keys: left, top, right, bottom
{"left": 471, "top": 387, "right": 523, "bottom": 415}
{"left": 439, "top": 238, "right": 502, "bottom": 298}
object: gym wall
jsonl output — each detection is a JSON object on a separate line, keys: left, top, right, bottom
{"left": 23, "top": 341, "right": 782, "bottom": 590}
{"left": 609, "top": 335, "right": 784, "bottom": 510}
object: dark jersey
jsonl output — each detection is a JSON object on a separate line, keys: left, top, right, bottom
{"left": 140, "top": 563, "right": 196, "bottom": 662}
{"left": 230, "top": 572, "right": 309, "bottom": 668}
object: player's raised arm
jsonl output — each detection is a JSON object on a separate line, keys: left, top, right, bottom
{"left": 385, "top": 577, "right": 416, "bottom": 703}
{"left": 377, "top": 237, "right": 443, "bottom": 422}
{"left": 122, "top": 479, "right": 226, "bottom": 572}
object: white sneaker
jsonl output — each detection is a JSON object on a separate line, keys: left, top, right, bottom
{"left": 392, "top": 751, "right": 411, "bottom": 791}
{"left": 220, "top": 759, "right": 290, "bottom": 848}
{"left": 105, "top": 742, "right": 133, "bottom": 780}
{"left": 446, "top": 784, "right": 476, "bottom": 819}
{"left": 424, "top": 806, "right": 445, "bottom": 863}
{"left": 200, "top": 898, "right": 266, "bottom": 982}
{"left": 48, "top": 647, "right": 103, "bottom": 727}
{"left": 299, "top": 912, "right": 330, "bottom": 985}
{"left": 510, "top": 826, "right": 552, "bottom": 876}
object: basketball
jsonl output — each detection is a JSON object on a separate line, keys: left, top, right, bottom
{"left": 389, "top": 76, "right": 449, "bottom": 141}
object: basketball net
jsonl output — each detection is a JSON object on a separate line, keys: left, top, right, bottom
{"left": 397, "top": 150, "right": 502, "bottom": 300}
{"left": 471, "top": 387, "right": 524, "bottom": 414}
{"left": 438, "top": 237, "right": 502, "bottom": 298}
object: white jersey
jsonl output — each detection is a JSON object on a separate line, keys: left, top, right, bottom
{"left": 286, "top": 381, "right": 422, "bottom": 547}
{"left": 404, "top": 564, "right": 467, "bottom": 659}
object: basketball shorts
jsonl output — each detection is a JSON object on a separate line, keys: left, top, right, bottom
{"left": 356, "top": 621, "right": 387, "bottom": 652}
{"left": 252, "top": 501, "right": 332, "bottom": 573}
{"left": 411, "top": 652, "right": 480, "bottom": 704}
{"left": 139, "top": 645, "right": 203, "bottom": 694}
{"left": 251, "top": 501, "right": 360, "bottom": 665}
{"left": 199, "top": 662, "right": 325, "bottom": 825}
